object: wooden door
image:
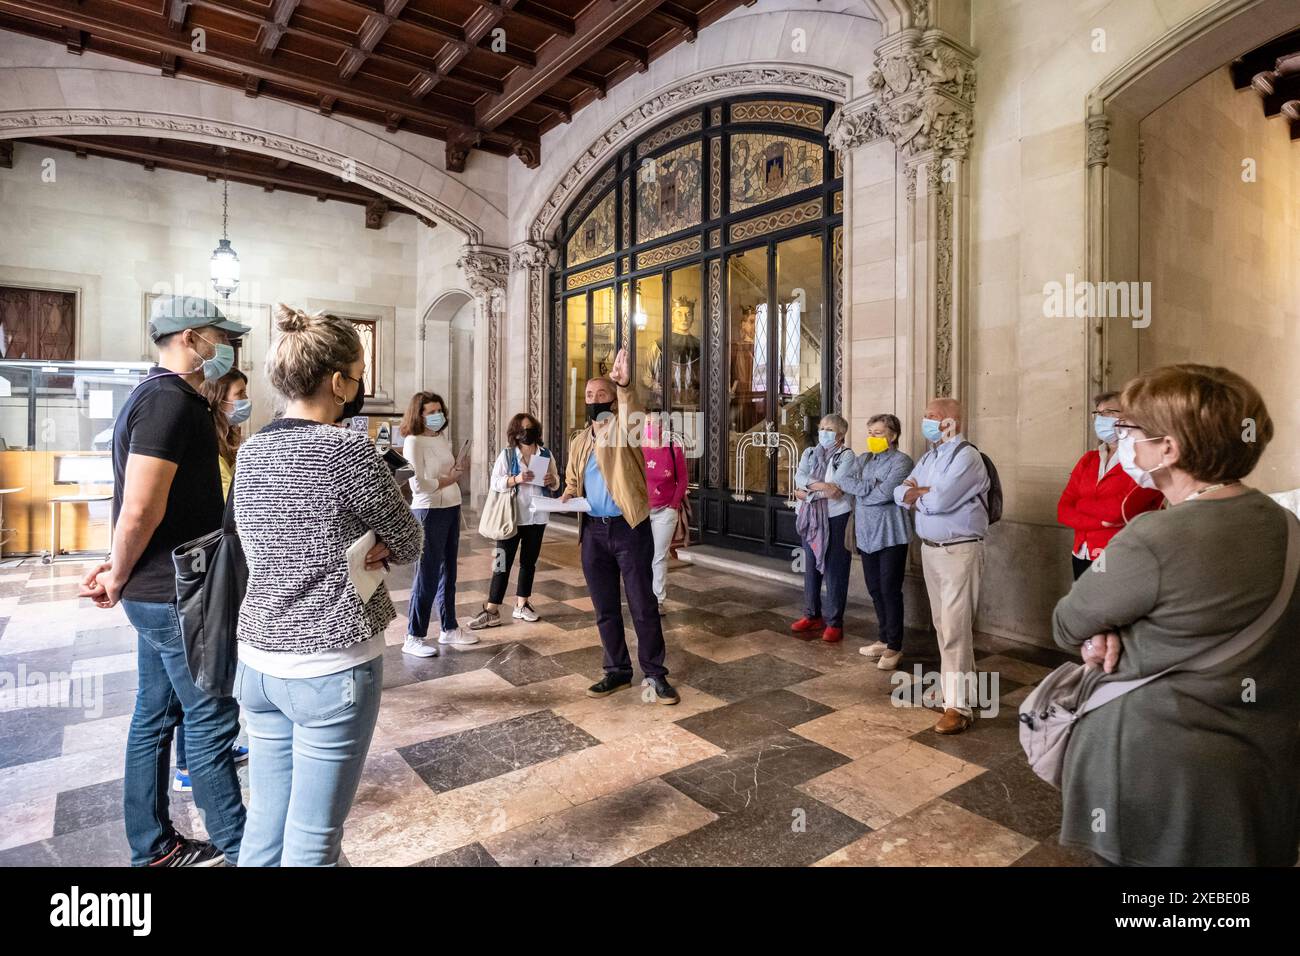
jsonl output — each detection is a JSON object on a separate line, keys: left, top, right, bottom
{"left": 0, "top": 287, "right": 77, "bottom": 360}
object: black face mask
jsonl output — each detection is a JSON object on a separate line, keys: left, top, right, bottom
{"left": 586, "top": 401, "right": 614, "bottom": 423}
{"left": 336, "top": 375, "right": 365, "bottom": 423}
{"left": 520, "top": 426, "right": 541, "bottom": 445}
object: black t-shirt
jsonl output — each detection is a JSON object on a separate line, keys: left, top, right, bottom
{"left": 112, "top": 367, "right": 223, "bottom": 603}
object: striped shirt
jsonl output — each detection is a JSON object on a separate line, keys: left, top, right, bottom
{"left": 234, "top": 418, "right": 423, "bottom": 655}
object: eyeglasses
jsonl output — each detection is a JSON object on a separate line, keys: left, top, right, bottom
{"left": 1091, "top": 408, "right": 1123, "bottom": 418}
{"left": 1113, "top": 421, "right": 1168, "bottom": 442}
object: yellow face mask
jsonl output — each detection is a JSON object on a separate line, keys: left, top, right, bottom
{"left": 866, "top": 436, "right": 890, "bottom": 454}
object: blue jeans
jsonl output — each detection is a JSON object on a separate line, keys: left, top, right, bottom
{"left": 234, "top": 655, "right": 383, "bottom": 866}
{"left": 408, "top": 505, "right": 460, "bottom": 637}
{"left": 121, "top": 600, "right": 245, "bottom": 866}
{"left": 802, "top": 512, "right": 852, "bottom": 628}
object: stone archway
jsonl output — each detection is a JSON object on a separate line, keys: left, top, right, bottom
{"left": 512, "top": 64, "right": 853, "bottom": 420}
{"left": 0, "top": 66, "right": 507, "bottom": 245}
{"left": 1085, "top": 0, "right": 1299, "bottom": 403}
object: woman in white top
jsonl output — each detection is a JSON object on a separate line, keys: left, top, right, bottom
{"left": 468, "top": 412, "right": 560, "bottom": 629}
{"left": 401, "top": 391, "right": 476, "bottom": 656}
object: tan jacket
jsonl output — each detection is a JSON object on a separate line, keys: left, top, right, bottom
{"left": 564, "top": 382, "right": 649, "bottom": 535}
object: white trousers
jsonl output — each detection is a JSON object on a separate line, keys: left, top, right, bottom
{"left": 920, "top": 540, "right": 984, "bottom": 717}
{"left": 648, "top": 506, "right": 678, "bottom": 603}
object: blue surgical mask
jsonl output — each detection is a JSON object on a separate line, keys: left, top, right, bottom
{"left": 921, "top": 418, "right": 944, "bottom": 443}
{"left": 195, "top": 334, "right": 234, "bottom": 382}
{"left": 818, "top": 429, "right": 837, "bottom": 448}
{"left": 425, "top": 412, "right": 446, "bottom": 432}
{"left": 226, "top": 398, "right": 252, "bottom": 425}
{"left": 1093, "top": 415, "right": 1118, "bottom": 444}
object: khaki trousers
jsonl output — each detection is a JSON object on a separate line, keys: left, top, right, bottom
{"left": 920, "top": 540, "right": 984, "bottom": 717}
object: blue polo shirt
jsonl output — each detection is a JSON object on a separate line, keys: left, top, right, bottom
{"left": 584, "top": 453, "right": 621, "bottom": 517}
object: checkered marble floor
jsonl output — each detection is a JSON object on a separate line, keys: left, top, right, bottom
{"left": 0, "top": 534, "right": 1095, "bottom": 867}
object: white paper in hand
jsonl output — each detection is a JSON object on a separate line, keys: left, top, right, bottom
{"left": 530, "top": 496, "right": 592, "bottom": 514}
{"left": 347, "top": 530, "right": 388, "bottom": 603}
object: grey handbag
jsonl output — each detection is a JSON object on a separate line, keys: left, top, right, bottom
{"left": 1019, "top": 509, "right": 1300, "bottom": 788}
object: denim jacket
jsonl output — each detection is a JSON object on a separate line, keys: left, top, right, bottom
{"left": 838, "top": 447, "right": 914, "bottom": 553}
{"left": 794, "top": 444, "right": 856, "bottom": 516}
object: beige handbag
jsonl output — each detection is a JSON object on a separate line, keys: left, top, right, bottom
{"left": 477, "top": 447, "right": 519, "bottom": 542}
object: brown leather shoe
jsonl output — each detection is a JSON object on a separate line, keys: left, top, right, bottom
{"left": 934, "top": 708, "right": 972, "bottom": 735}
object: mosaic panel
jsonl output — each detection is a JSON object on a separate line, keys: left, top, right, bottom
{"left": 730, "top": 100, "right": 823, "bottom": 131}
{"left": 637, "top": 236, "right": 702, "bottom": 270}
{"left": 729, "top": 133, "right": 823, "bottom": 213}
{"left": 637, "top": 139, "right": 703, "bottom": 244}
{"left": 566, "top": 262, "right": 616, "bottom": 290}
{"left": 566, "top": 190, "right": 616, "bottom": 268}
{"left": 729, "top": 198, "right": 823, "bottom": 244}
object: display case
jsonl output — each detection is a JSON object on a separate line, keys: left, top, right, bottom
{"left": 0, "top": 360, "right": 154, "bottom": 558}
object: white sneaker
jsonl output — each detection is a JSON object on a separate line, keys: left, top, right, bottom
{"left": 403, "top": 635, "right": 439, "bottom": 658}
{"left": 512, "top": 603, "right": 539, "bottom": 622}
{"left": 438, "top": 627, "right": 478, "bottom": 646}
{"left": 859, "top": 641, "right": 889, "bottom": 658}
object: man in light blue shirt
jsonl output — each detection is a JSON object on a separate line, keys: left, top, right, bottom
{"left": 894, "top": 397, "right": 990, "bottom": 735}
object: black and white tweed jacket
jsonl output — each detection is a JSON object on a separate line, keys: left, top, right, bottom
{"left": 234, "top": 418, "right": 423, "bottom": 654}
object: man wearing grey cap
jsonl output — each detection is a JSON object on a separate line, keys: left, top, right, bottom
{"left": 81, "top": 294, "right": 251, "bottom": 866}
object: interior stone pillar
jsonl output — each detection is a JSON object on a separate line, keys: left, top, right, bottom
{"left": 827, "top": 16, "right": 975, "bottom": 425}
{"left": 510, "top": 239, "right": 558, "bottom": 420}
{"left": 457, "top": 244, "right": 509, "bottom": 506}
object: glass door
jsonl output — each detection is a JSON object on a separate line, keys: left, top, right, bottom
{"left": 723, "top": 231, "right": 826, "bottom": 554}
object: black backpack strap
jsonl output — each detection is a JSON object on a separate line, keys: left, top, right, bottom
{"left": 222, "top": 473, "right": 237, "bottom": 535}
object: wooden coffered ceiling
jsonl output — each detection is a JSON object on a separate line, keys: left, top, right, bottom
{"left": 0, "top": 135, "right": 416, "bottom": 227}
{"left": 0, "top": 0, "right": 755, "bottom": 172}
{"left": 1231, "top": 27, "right": 1300, "bottom": 140}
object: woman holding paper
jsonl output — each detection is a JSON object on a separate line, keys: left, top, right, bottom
{"left": 401, "top": 391, "right": 474, "bottom": 655}
{"left": 468, "top": 412, "right": 559, "bottom": 629}
{"left": 233, "top": 304, "right": 422, "bottom": 865}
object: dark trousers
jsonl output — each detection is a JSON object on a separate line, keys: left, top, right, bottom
{"left": 1071, "top": 555, "right": 1093, "bottom": 580}
{"left": 802, "top": 511, "right": 852, "bottom": 628}
{"left": 860, "top": 542, "right": 909, "bottom": 651}
{"left": 408, "top": 505, "right": 460, "bottom": 637}
{"left": 580, "top": 515, "right": 667, "bottom": 678}
{"left": 121, "top": 600, "right": 245, "bottom": 865}
{"left": 488, "top": 523, "right": 546, "bottom": 605}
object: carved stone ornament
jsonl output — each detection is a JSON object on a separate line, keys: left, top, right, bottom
{"left": 1086, "top": 115, "right": 1110, "bottom": 168}
{"left": 458, "top": 247, "right": 509, "bottom": 301}
{"left": 0, "top": 109, "right": 485, "bottom": 240}
{"left": 827, "top": 35, "right": 974, "bottom": 159}
{"left": 510, "top": 239, "right": 554, "bottom": 272}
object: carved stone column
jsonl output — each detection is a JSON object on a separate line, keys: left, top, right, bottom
{"left": 825, "top": 10, "right": 975, "bottom": 408}
{"left": 457, "top": 245, "right": 508, "bottom": 502}
{"left": 509, "top": 239, "right": 556, "bottom": 421}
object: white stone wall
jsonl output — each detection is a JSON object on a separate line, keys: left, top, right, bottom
{"left": 962, "top": 0, "right": 1220, "bottom": 641}
{"left": 0, "top": 140, "right": 419, "bottom": 432}
{"left": 1139, "top": 65, "right": 1300, "bottom": 493}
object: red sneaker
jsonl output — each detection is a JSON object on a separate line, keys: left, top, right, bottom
{"left": 791, "top": 616, "right": 825, "bottom": 633}
{"left": 821, "top": 626, "right": 843, "bottom": 643}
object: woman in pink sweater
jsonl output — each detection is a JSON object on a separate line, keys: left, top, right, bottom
{"left": 643, "top": 415, "right": 688, "bottom": 612}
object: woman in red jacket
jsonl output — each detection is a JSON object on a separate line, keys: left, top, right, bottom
{"left": 1058, "top": 391, "right": 1164, "bottom": 578}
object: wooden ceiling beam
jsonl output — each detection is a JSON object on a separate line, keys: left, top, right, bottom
{"left": 492, "top": 0, "right": 575, "bottom": 37}
{"left": 184, "top": 0, "right": 512, "bottom": 94}
{"left": 0, "top": 0, "right": 483, "bottom": 132}
{"left": 652, "top": 2, "right": 698, "bottom": 42}
{"left": 255, "top": 0, "right": 298, "bottom": 55}
{"left": 28, "top": 135, "right": 408, "bottom": 213}
{"left": 607, "top": 37, "right": 649, "bottom": 72}
{"left": 475, "top": 0, "right": 662, "bottom": 131}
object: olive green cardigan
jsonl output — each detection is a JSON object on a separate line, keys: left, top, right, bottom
{"left": 1052, "top": 490, "right": 1300, "bottom": 866}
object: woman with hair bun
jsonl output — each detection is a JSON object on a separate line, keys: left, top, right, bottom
{"left": 232, "top": 304, "right": 422, "bottom": 866}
